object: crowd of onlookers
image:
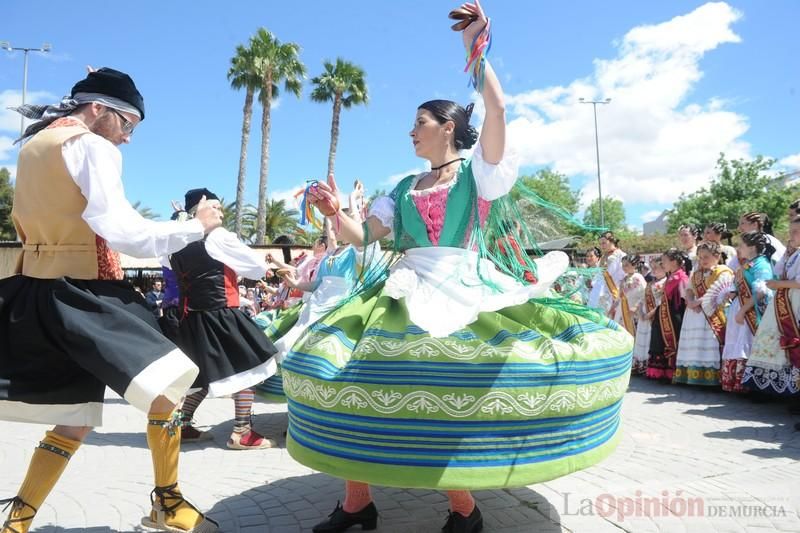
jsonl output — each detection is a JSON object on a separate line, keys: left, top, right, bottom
{"left": 578, "top": 203, "right": 800, "bottom": 429}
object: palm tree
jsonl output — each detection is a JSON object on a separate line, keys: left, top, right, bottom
{"left": 132, "top": 201, "right": 160, "bottom": 220}
{"left": 263, "top": 199, "right": 300, "bottom": 242}
{"left": 249, "top": 29, "right": 306, "bottom": 244}
{"left": 311, "top": 58, "right": 368, "bottom": 178}
{"left": 292, "top": 226, "right": 320, "bottom": 246}
{"left": 220, "top": 199, "right": 258, "bottom": 243}
{"left": 227, "top": 44, "right": 261, "bottom": 238}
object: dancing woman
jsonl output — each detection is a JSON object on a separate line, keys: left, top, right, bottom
{"left": 169, "top": 188, "right": 279, "bottom": 449}
{"left": 290, "top": 3, "right": 633, "bottom": 532}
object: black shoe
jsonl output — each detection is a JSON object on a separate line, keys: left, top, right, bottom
{"left": 312, "top": 501, "right": 378, "bottom": 533}
{"left": 442, "top": 506, "right": 483, "bottom": 533}
{"left": 795, "top": 422, "right": 800, "bottom": 432}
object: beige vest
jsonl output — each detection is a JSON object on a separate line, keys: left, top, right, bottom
{"left": 11, "top": 125, "right": 102, "bottom": 279}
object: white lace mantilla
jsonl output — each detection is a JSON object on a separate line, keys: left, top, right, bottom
{"left": 382, "top": 247, "right": 569, "bottom": 337}
{"left": 282, "top": 371, "right": 626, "bottom": 418}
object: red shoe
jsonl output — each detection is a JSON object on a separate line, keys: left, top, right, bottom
{"left": 181, "top": 425, "right": 212, "bottom": 443}
{"left": 227, "top": 429, "right": 276, "bottom": 450}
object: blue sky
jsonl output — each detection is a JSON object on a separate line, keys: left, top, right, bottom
{"left": 1, "top": 0, "right": 798, "bottom": 231}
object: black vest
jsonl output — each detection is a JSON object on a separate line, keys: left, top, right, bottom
{"left": 169, "top": 240, "right": 240, "bottom": 311}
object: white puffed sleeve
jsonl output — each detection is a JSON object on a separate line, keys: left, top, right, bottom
{"left": 471, "top": 142, "right": 520, "bottom": 201}
{"left": 368, "top": 196, "right": 395, "bottom": 233}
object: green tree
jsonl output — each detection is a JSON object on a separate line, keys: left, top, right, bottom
{"left": 367, "top": 188, "right": 387, "bottom": 207}
{"left": 668, "top": 154, "right": 797, "bottom": 234}
{"left": 132, "top": 201, "right": 160, "bottom": 220}
{"left": 228, "top": 43, "right": 261, "bottom": 238}
{"left": 310, "top": 58, "right": 369, "bottom": 178}
{"left": 250, "top": 29, "right": 306, "bottom": 244}
{"left": 583, "top": 197, "right": 626, "bottom": 232}
{"left": 507, "top": 168, "right": 583, "bottom": 242}
{"left": 221, "top": 198, "right": 258, "bottom": 243}
{"left": 0, "top": 167, "right": 15, "bottom": 241}
{"left": 515, "top": 168, "right": 581, "bottom": 215}
{"left": 263, "top": 199, "right": 300, "bottom": 243}
{"left": 292, "top": 226, "right": 320, "bottom": 245}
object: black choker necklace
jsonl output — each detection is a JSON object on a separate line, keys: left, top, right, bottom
{"left": 431, "top": 157, "right": 465, "bottom": 171}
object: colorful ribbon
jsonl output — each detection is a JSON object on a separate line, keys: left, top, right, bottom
{"left": 299, "top": 181, "right": 323, "bottom": 230}
{"left": 465, "top": 18, "right": 492, "bottom": 92}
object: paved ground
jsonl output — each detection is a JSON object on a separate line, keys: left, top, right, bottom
{"left": 2, "top": 377, "right": 800, "bottom": 533}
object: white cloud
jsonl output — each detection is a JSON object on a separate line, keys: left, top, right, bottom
{"left": 627, "top": 224, "right": 643, "bottom": 234}
{"left": 271, "top": 186, "right": 303, "bottom": 206}
{"left": 780, "top": 153, "right": 800, "bottom": 170}
{"left": 0, "top": 136, "right": 14, "bottom": 161}
{"left": 640, "top": 209, "right": 664, "bottom": 222}
{"left": 0, "top": 89, "right": 56, "bottom": 133}
{"left": 384, "top": 166, "right": 427, "bottom": 186}
{"left": 502, "top": 2, "right": 749, "bottom": 207}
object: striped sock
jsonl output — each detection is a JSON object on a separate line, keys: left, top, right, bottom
{"left": 232, "top": 389, "right": 255, "bottom": 433}
{"left": 180, "top": 388, "right": 208, "bottom": 424}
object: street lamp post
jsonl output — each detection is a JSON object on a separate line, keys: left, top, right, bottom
{"left": 0, "top": 41, "right": 52, "bottom": 137}
{"left": 579, "top": 97, "right": 611, "bottom": 228}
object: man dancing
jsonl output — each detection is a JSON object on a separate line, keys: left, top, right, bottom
{"left": 1, "top": 67, "right": 221, "bottom": 533}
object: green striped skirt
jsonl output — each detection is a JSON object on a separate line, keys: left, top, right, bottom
{"left": 282, "top": 283, "right": 633, "bottom": 490}
{"left": 255, "top": 304, "right": 302, "bottom": 401}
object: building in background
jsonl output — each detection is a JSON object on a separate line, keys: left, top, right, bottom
{"left": 643, "top": 210, "right": 669, "bottom": 235}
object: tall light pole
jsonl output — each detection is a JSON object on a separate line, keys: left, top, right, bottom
{"left": 579, "top": 97, "right": 611, "bottom": 228}
{"left": 1, "top": 41, "right": 52, "bottom": 137}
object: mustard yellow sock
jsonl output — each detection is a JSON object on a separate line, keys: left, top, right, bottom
{"left": 2, "top": 431, "right": 81, "bottom": 533}
{"left": 146, "top": 411, "right": 205, "bottom": 531}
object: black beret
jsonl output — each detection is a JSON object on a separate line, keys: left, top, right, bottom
{"left": 71, "top": 67, "right": 145, "bottom": 119}
{"left": 184, "top": 188, "right": 219, "bottom": 212}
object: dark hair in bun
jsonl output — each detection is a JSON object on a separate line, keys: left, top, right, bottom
{"left": 622, "top": 254, "right": 645, "bottom": 273}
{"left": 599, "top": 231, "right": 620, "bottom": 246}
{"left": 418, "top": 99, "right": 479, "bottom": 150}
{"left": 741, "top": 231, "right": 776, "bottom": 259}
{"left": 697, "top": 240, "right": 725, "bottom": 264}
{"left": 704, "top": 222, "right": 733, "bottom": 245}
{"left": 741, "top": 212, "right": 774, "bottom": 236}
{"left": 662, "top": 247, "right": 692, "bottom": 276}
{"left": 678, "top": 223, "right": 701, "bottom": 242}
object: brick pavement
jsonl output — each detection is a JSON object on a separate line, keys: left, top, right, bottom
{"left": 2, "top": 377, "right": 799, "bottom": 532}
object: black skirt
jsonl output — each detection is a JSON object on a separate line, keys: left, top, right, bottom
{"left": 0, "top": 276, "right": 199, "bottom": 426}
{"left": 158, "top": 305, "right": 182, "bottom": 343}
{"left": 174, "top": 307, "right": 277, "bottom": 397}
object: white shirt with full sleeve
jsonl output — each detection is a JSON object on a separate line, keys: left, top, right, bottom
{"left": 62, "top": 133, "right": 205, "bottom": 258}
{"left": 202, "top": 227, "right": 268, "bottom": 280}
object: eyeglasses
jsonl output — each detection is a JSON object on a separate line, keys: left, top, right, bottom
{"left": 106, "top": 107, "right": 136, "bottom": 135}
